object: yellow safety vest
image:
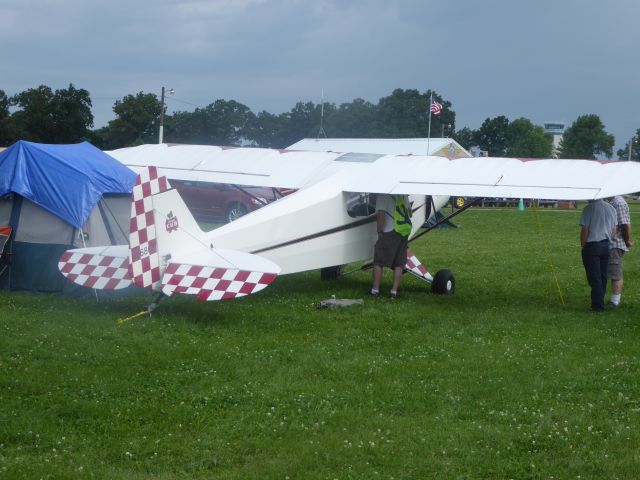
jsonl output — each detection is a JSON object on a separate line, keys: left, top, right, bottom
{"left": 393, "top": 196, "right": 412, "bottom": 237}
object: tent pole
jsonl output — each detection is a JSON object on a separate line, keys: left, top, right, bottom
{"left": 79, "top": 227, "right": 100, "bottom": 302}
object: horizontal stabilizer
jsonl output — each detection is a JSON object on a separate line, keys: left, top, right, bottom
{"left": 161, "top": 248, "right": 280, "bottom": 301}
{"left": 59, "top": 246, "right": 131, "bottom": 290}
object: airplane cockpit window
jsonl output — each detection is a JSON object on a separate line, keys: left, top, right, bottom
{"left": 346, "top": 192, "right": 376, "bottom": 218}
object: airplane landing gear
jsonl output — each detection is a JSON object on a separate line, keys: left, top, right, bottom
{"left": 431, "top": 269, "right": 455, "bottom": 295}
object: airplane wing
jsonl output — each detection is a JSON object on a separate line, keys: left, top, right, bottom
{"left": 342, "top": 155, "right": 640, "bottom": 200}
{"left": 108, "top": 144, "right": 640, "bottom": 200}
{"left": 107, "top": 144, "right": 342, "bottom": 190}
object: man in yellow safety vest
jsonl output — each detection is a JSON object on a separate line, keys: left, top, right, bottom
{"left": 370, "top": 194, "right": 412, "bottom": 299}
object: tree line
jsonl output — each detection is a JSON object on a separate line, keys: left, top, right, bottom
{"left": 1, "top": 84, "right": 638, "bottom": 160}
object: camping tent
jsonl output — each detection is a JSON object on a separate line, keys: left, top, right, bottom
{"left": 0, "top": 141, "right": 136, "bottom": 294}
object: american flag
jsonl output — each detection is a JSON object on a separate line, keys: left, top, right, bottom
{"left": 430, "top": 100, "right": 443, "bottom": 116}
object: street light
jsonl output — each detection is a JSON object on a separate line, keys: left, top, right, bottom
{"left": 159, "top": 86, "right": 174, "bottom": 144}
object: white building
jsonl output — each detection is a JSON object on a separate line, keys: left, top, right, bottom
{"left": 544, "top": 122, "right": 565, "bottom": 157}
{"left": 288, "top": 137, "right": 472, "bottom": 158}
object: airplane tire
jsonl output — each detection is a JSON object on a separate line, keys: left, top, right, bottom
{"left": 320, "top": 265, "right": 344, "bottom": 281}
{"left": 431, "top": 269, "right": 455, "bottom": 295}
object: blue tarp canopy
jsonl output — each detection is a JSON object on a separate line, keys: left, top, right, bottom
{"left": 0, "top": 141, "right": 136, "bottom": 228}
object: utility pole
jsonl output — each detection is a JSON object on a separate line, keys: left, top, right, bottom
{"left": 159, "top": 86, "right": 174, "bottom": 144}
{"left": 629, "top": 136, "right": 635, "bottom": 161}
{"left": 427, "top": 92, "right": 433, "bottom": 155}
{"left": 317, "top": 89, "right": 327, "bottom": 139}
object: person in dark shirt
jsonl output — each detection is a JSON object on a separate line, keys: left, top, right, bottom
{"left": 579, "top": 199, "right": 617, "bottom": 312}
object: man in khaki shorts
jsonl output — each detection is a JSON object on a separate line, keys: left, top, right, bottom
{"left": 608, "top": 196, "right": 633, "bottom": 307}
{"left": 370, "top": 194, "right": 412, "bottom": 299}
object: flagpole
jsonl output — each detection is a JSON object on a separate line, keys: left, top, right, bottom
{"left": 427, "top": 91, "right": 433, "bottom": 156}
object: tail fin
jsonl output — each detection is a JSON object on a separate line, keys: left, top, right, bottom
{"left": 128, "top": 166, "right": 169, "bottom": 289}
{"left": 128, "top": 166, "right": 280, "bottom": 300}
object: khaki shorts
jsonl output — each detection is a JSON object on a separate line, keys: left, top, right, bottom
{"left": 607, "top": 248, "right": 625, "bottom": 281}
{"left": 374, "top": 231, "right": 408, "bottom": 269}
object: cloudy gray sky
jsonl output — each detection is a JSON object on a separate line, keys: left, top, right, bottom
{"left": 1, "top": 0, "right": 638, "bottom": 152}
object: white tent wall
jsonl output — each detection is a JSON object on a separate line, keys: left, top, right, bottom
{"left": 15, "top": 199, "right": 75, "bottom": 244}
{"left": 79, "top": 196, "right": 130, "bottom": 247}
{"left": 8, "top": 196, "right": 130, "bottom": 246}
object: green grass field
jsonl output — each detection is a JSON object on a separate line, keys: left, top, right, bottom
{"left": 2, "top": 205, "right": 639, "bottom": 479}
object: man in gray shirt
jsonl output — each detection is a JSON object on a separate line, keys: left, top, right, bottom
{"left": 608, "top": 195, "right": 634, "bottom": 306}
{"left": 579, "top": 199, "right": 617, "bottom": 312}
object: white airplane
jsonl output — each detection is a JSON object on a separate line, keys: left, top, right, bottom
{"left": 58, "top": 144, "right": 640, "bottom": 306}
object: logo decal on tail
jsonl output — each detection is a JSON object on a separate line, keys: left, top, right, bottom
{"left": 165, "top": 211, "right": 179, "bottom": 233}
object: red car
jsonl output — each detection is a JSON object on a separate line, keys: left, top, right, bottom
{"left": 170, "top": 180, "right": 287, "bottom": 224}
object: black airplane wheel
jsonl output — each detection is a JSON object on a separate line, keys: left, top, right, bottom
{"left": 431, "top": 269, "right": 455, "bottom": 295}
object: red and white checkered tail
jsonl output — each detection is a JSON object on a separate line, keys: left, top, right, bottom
{"left": 161, "top": 248, "right": 281, "bottom": 301}
{"left": 128, "top": 166, "right": 170, "bottom": 290}
{"left": 126, "top": 166, "right": 281, "bottom": 300}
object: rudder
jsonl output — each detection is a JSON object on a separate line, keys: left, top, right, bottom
{"left": 128, "top": 166, "right": 170, "bottom": 289}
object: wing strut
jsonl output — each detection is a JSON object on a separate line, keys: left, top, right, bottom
{"left": 409, "top": 197, "right": 482, "bottom": 244}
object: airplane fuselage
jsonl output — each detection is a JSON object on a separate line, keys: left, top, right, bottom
{"left": 199, "top": 172, "right": 448, "bottom": 275}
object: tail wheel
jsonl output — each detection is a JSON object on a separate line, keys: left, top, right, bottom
{"left": 431, "top": 269, "right": 455, "bottom": 295}
{"left": 225, "top": 203, "right": 248, "bottom": 223}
